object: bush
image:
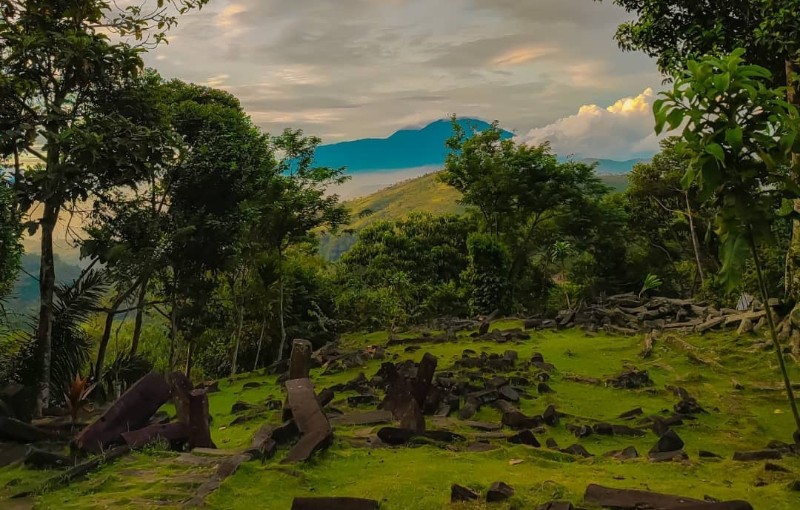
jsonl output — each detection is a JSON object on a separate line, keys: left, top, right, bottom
{"left": 463, "top": 233, "right": 511, "bottom": 314}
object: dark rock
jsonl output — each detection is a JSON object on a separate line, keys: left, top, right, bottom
{"left": 607, "top": 369, "right": 653, "bottom": 389}
{"left": 524, "top": 319, "right": 542, "bottom": 330}
{"left": 789, "top": 480, "right": 800, "bottom": 491}
{"left": 531, "top": 352, "right": 545, "bottom": 363}
{"left": 568, "top": 424, "right": 592, "bottom": 438}
{"left": 74, "top": 372, "right": 171, "bottom": 454}
{"left": 584, "top": 484, "right": 752, "bottom": 510}
{"left": 538, "top": 383, "right": 555, "bottom": 394}
{"left": 546, "top": 438, "right": 560, "bottom": 450}
{"left": 458, "top": 399, "right": 479, "bottom": 420}
{"left": 377, "top": 427, "right": 416, "bottom": 445}
{"left": 699, "top": 450, "right": 722, "bottom": 459}
{"left": 0, "top": 417, "right": 50, "bottom": 443}
{"left": 733, "top": 450, "right": 782, "bottom": 461}
{"left": 464, "top": 421, "right": 502, "bottom": 432}
{"left": 649, "top": 450, "right": 689, "bottom": 462}
{"left": 536, "top": 372, "right": 551, "bottom": 383}
{"left": 423, "top": 430, "right": 466, "bottom": 443}
{"left": 542, "top": 405, "right": 560, "bottom": 426}
{"left": 612, "top": 446, "right": 639, "bottom": 460}
{"left": 507, "top": 429, "right": 541, "bottom": 447}
{"left": 486, "top": 481, "right": 515, "bottom": 502}
{"left": 612, "top": 425, "right": 647, "bottom": 437}
{"left": 451, "top": 484, "right": 480, "bottom": 502}
{"left": 467, "top": 441, "right": 499, "bottom": 452}
{"left": 536, "top": 503, "right": 575, "bottom": 510}
{"left": 486, "top": 376, "right": 508, "bottom": 389}
{"left": 291, "top": 497, "right": 379, "bottom": 510}
{"left": 288, "top": 339, "right": 313, "bottom": 380}
{"left": 283, "top": 378, "right": 333, "bottom": 463}
{"left": 650, "top": 429, "right": 684, "bottom": 454}
{"left": 347, "top": 395, "right": 379, "bottom": 407}
{"left": 242, "top": 382, "right": 262, "bottom": 390}
{"left": 593, "top": 423, "right": 614, "bottom": 436}
{"left": 498, "top": 386, "right": 520, "bottom": 402}
{"left": 562, "top": 444, "right": 593, "bottom": 458}
{"left": 675, "top": 397, "right": 705, "bottom": 415}
{"left": 266, "top": 399, "right": 283, "bottom": 410}
{"left": 23, "top": 448, "right": 71, "bottom": 469}
{"left": 764, "top": 462, "right": 791, "bottom": 473}
{"left": 231, "top": 401, "right": 256, "bottom": 414}
{"left": 618, "top": 408, "right": 644, "bottom": 420}
{"left": 0, "top": 444, "right": 28, "bottom": 468}
{"left": 121, "top": 422, "right": 189, "bottom": 449}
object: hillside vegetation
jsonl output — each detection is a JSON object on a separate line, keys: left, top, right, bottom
{"left": 320, "top": 172, "right": 629, "bottom": 260}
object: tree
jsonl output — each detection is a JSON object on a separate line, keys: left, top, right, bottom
{"left": 251, "top": 130, "right": 349, "bottom": 360}
{"left": 655, "top": 49, "right": 800, "bottom": 440}
{"left": 441, "top": 118, "right": 608, "bottom": 305}
{"left": 0, "top": 1, "right": 207, "bottom": 415}
{"left": 0, "top": 177, "right": 21, "bottom": 310}
{"left": 597, "top": 0, "right": 800, "bottom": 295}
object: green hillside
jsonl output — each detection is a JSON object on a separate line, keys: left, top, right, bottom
{"left": 320, "top": 171, "right": 629, "bottom": 260}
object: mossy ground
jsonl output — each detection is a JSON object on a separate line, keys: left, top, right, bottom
{"left": 4, "top": 323, "right": 800, "bottom": 509}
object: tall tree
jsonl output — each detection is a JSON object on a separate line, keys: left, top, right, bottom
{"left": 655, "top": 49, "right": 800, "bottom": 439}
{"left": 0, "top": 0, "right": 207, "bottom": 415}
{"left": 596, "top": 0, "right": 800, "bottom": 294}
{"left": 0, "top": 176, "right": 21, "bottom": 310}
{"left": 251, "top": 130, "right": 349, "bottom": 361}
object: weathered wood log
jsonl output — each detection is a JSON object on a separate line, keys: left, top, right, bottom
{"left": 73, "top": 372, "right": 171, "bottom": 453}
{"left": 282, "top": 378, "right": 332, "bottom": 463}
{"left": 289, "top": 339, "right": 313, "bottom": 380}
{"left": 291, "top": 497, "right": 379, "bottom": 510}
{"left": 169, "top": 372, "right": 215, "bottom": 449}
{"left": 121, "top": 422, "right": 189, "bottom": 449}
{"left": 583, "top": 484, "right": 752, "bottom": 510}
{"left": 0, "top": 417, "right": 50, "bottom": 443}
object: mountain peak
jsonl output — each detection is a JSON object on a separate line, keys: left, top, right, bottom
{"left": 314, "top": 118, "right": 512, "bottom": 173}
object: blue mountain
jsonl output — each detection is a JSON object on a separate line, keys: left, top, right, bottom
{"left": 313, "top": 118, "right": 647, "bottom": 175}
{"left": 313, "top": 118, "right": 513, "bottom": 173}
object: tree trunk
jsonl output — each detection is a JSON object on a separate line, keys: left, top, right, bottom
{"left": 685, "top": 191, "right": 705, "bottom": 286}
{"left": 168, "top": 292, "right": 178, "bottom": 372}
{"left": 230, "top": 301, "right": 244, "bottom": 376}
{"left": 277, "top": 273, "right": 288, "bottom": 361}
{"left": 130, "top": 277, "right": 149, "bottom": 356}
{"left": 185, "top": 341, "right": 194, "bottom": 379}
{"left": 253, "top": 319, "right": 266, "bottom": 372}
{"left": 95, "top": 280, "right": 142, "bottom": 382}
{"left": 34, "top": 200, "right": 60, "bottom": 417}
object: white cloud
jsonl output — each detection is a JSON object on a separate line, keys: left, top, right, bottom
{"left": 517, "top": 88, "right": 661, "bottom": 160}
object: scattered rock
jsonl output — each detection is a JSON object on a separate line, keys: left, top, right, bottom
{"left": 537, "top": 503, "right": 575, "bottom": 510}
{"left": 486, "top": 481, "right": 515, "bottom": 502}
{"left": 242, "top": 382, "right": 262, "bottom": 390}
{"left": 546, "top": 438, "right": 560, "bottom": 450}
{"left": 764, "top": 462, "right": 791, "bottom": 473}
{"left": 23, "top": 448, "right": 71, "bottom": 469}
{"left": 538, "top": 383, "right": 555, "bottom": 394}
{"left": 584, "top": 484, "right": 752, "bottom": 510}
{"left": 608, "top": 446, "right": 639, "bottom": 460}
{"left": 733, "top": 450, "right": 782, "bottom": 461}
{"left": 290, "top": 497, "right": 379, "bottom": 510}
{"left": 330, "top": 410, "right": 394, "bottom": 426}
{"left": 0, "top": 417, "right": 50, "bottom": 443}
{"left": 650, "top": 429, "right": 684, "bottom": 454}
{"left": 231, "top": 401, "right": 256, "bottom": 414}
{"left": 451, "top": 484, "right": 480, "bottom": 502}
{"left": 649, "top": 450, "right": 689, "bottom": 462}
{"left": 542, "top": 405, "right": 560, "bottom": 427}
{"left": 467, "top": 441, "right": 499, "bottom": 453}
{"left": 699, "top": 450, "right": 722, "bottom": 459}
{"left": 507, "top": 429, "right": 541, "bottom": 447}
{"left": 562, "top": 444, "right": 593, "bottom": 458}
{"left": 607, "top": 369, "right": 652, "bottom": 389}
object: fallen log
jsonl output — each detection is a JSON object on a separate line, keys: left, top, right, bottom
{"left": 583, "top": 484, "right": 752, "bottom": 510}
{"left": 0, "top": 417, "right": 51, "bottom": 443}
{"left": 291, "top": 497, "right": 379, "bottom": 510}
{"left": 282, "top": 378, "right": 332, "bottom": 463}
{"left": 73, "top": 372, "right": 171, "bottom": 454}
{"left": 121, "top": 422, "right": 189, "bottom": 449}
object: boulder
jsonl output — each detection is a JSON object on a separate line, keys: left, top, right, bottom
{"left": 650, "top": 429, "right": 684, "bottom": 454}
{"left": 486, "top": 481, "right": 515, "bottom": 502}
{"left": 451, "top": 484, "right": 480, "bottom": 502}
{"left": 507, "top": 429, "right": 541, "bottom": 447}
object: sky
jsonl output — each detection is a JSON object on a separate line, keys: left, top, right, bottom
{"left": 142, "top": 0, "right": 666, "bottom": 160}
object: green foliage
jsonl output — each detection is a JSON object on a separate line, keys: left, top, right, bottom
{"left": 463, "top": 232, "right": 512, "bottom": 314}
{"left": 639, "top": 273, "right": 664, "bottom": 298}
{"left": 0, "top": 179, "right": 20, "bottom": 309}
{"left": 654, "top": 49, "right": 800, "bottom": 288}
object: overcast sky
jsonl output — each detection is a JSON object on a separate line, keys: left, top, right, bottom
{"left": 142, "top": 0, "right": 664, "bottom": 160}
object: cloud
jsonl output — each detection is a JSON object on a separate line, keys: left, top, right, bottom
{"left": 517, "top": 88, "right": 661, "bottom": 160}
{"left": 141, "top": 0, "right": 662, "bottom": 145}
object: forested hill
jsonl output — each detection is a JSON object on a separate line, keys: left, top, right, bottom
{"left": 319, "top": 171, "right": 630, "bottom": 260}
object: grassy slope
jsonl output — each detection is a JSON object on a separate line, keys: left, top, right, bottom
{"left": 8, "top": 324, "right": 800, "bottom": 510}
{"left": 320, "top": 172, "right": 629, "bottom": 260}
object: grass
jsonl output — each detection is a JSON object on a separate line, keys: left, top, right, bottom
{"left": 4, "top": 324, "right": 800, "bottom": 509}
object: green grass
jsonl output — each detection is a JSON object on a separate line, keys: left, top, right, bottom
{"left": 5, "top": 324, "right": 800, "bottom": 509}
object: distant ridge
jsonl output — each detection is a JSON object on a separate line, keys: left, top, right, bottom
{"left": 314, "top": 118, "right": 647, "bottom": 175}
{"left": 313, "top": 118, "right": 513, "bottom": 173}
